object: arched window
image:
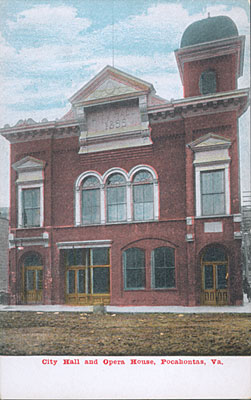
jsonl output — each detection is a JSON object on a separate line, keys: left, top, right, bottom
{"left": 152, "top": 247, "right": 175, "bottom": 289}
{"left": 82, "top": 176, "right": 101, "bottom": 224}
{"left": 106, "top": 173, "right": 126, "bottom": 222}
{"left": 199, "top": 69, "right": 217, "bottom": 95}
{"left": 132, "top": 170, "right": 154, "bottom": 221}
{"left": 123, "top": 248, "right": 145, "bottom": 289}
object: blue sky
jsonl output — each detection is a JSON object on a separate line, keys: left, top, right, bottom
{"left": 0, "top": 0, "right": 250, "bottom": 206}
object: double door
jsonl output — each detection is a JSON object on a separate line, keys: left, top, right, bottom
{"left": 202, "top": 262, "right": 228, "bottom": 305}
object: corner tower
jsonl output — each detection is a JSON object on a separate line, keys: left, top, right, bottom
{"left": 175, "top": 15, "right": 245, "bottom": 98}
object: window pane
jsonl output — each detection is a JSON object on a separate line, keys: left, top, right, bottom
{"left": 126, "top": 269, "right": 145, "bottom": 289}
{"left": 133, "top": 186, "right": 144, "bottom": 202}
{"left": 36, "top": 270, "right": 43, "bottom": 290}
{"left": 124, "top": 248, "right": 145, "bottom": 289}
{"left": 133, "top": 171, "right": 152, "bottom": 183}
{"left": 199, "top": 70, "right": 216, "bottom": 95}
{"left": 66, "top": 249, "right": 85, "bottom": 266}
{"left": 26, "top": 270, "right": 34, "bottom": 290}
{"left": 204, "top": 265, "right": 214, "bottom": 289}
{"left": 77, "top": 270, "right": 85, "bottom": 293}
{"left": 144, "top": 202, "right": 154, "bottom": 220}
{"left": 203, "top": 246, "right": 227, "bottom": 262}
{"left": 213, "top": 193, "right": 225, "bottom": 214}
{"left": 134, "top": 203, "right": 143, "bottom": 220}
{"left": 107, "top": 205, "right": 117, "bottom": 222}
{"left": 143, "top": 184, "right": 153, "bottom": 201}
{"left": 117, "top": 186, "right": 126, "bottom": 203}
{"left": 117, "top": 204, "right": 126, "bottom": 221}
{"left": 153, "top": 247, "right": 175, "bottom": 288}
{"left": 201, "top": 172, "right": 213, "bottom": 194}
{"left": 213, "top": 170, "right": 224, "bottom": 192}
{"left": 82, "top": 189, "right": 100, "bottom": 224}
{"left": 83, "top": 176, "right": 99, "bottom": 187}
{"left": 67, "top": 270, "right": 75, "bottom": 294}
{"left": 217, "top": 265, "right": 227, "bottom": 289}
{"left": 107, "top": 174, "right": 126, "bottom": 185}
{"left": 92, "top": 248, "right": 109, "bottom": 265}
{"left": 24, "top": 253, "right": 42, "bottom": 267}
{"left": 93, "top": 267, "right": 110, "bottom": 293}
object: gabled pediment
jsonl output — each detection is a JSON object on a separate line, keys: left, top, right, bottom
{"left": 69, "top": 65, "right": 154, "bottom": 106}
{"left": 189, "top": 133, "right": 231, "bottom": 152}
{"left": 12, "top": 156, "right": 45, "bottom": 171}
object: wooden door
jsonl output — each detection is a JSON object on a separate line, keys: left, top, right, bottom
{"left": 202, "top": 262, "right": 228, "bottom": 305}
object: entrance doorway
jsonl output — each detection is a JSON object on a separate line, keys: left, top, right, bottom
{"left": 201, "top": 245, "right": 228, "bottom": 305}
{"left": 64, "top": 248, "right": 110, "bottom": 305}
{"left": 22, "top": 253, "right": 43, "bottom": 304}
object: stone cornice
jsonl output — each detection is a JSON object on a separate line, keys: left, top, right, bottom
{"left": 148, "top": 88, "right": 250, "bottom": 122}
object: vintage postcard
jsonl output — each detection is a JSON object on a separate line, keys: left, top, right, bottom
{"left": 0, "top": 0, "right": 250, "bottom": 398}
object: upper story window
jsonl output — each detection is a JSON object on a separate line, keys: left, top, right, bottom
{"left": 189, "top": 133, "right": 231, "bottom": 217}
{"left": 106, "top": 173, "right": 127, "bottom": 222}
{"left": 152, "top": 247, "right": 175, "bottom": 289}
{"left": 75, "top": 165, "right": 159, "bottom": 226}
{"left": 123, "top": 247, "right": 145, "bottom": 290}
{"left": 82, "top": 176, "right": 101, "bottom": 225}
{"left": 133, "top": 171, "right": 154, "bottom": 221}
{"left": 12, "top": 156, "right": 45, "bottom": 228}
{"left": 201, "top": 170, "right": 225, "bottom": 216}
{"left": 199, "top": 70, "right": 217, "bottom": 95}
{"left": 22, "top": 188, "right": 40, "bottom": 227}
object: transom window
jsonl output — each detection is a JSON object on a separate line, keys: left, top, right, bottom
{"left": 199, "top": 69, "right": 217, "bottom": 95}
{"left": 106, "top": 173, "right": 126, "bottom": 222}
{"left": 123, "top": 248, "right": 145, "bottom": 290}
{"left": 201, "top": 170, "right": 225, "bottom": 216}
{"left": 133, "top": 171, "right": 154, "bottom": 221}
{"left": 82, "top": 176, "right": 100, "bottom": 224}
{"left": 152, "top": 247, "right": 175, "bottom": 289}
{"left": 22, "top": 188, "right": 40, "bottom": 227}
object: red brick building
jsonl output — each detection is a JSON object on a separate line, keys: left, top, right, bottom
{"left": 1, "top": 16, "right": 249, "bottom": 307}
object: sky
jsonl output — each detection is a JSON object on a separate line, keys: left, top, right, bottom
{"left": 0, "top": 0, "right": 250, "bottom": 207}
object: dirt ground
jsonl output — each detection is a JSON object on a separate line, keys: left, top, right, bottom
{"left": 0, "top": 312, "right": 250, "bottom": 356}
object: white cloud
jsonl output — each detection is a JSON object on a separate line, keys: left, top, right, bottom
{"left": 7, "top": 5, "right": 91, "bottom": 41}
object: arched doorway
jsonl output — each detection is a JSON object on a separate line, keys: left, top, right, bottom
{"left": 21, "top": 252, "right": 43, "bottom": 304}
{"left": 201, "top": 245, "right": 228, "bottom": 305}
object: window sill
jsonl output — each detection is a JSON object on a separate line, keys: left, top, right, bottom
{"left": 16, "top": 226, "right": 43, "bottom": 230}
{"left": 124, "top": 288, "right": 177, "bottom": 292}
{"left": 77, "top": 219, "right": 158, "bottom": 227}
{"left": 195, "top": 214, "right": 231, "bottom": 220}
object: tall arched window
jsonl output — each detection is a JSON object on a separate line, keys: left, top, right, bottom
{"left": 123, "top": 247, "right": 145, "bottom": 289}
{"left": 199, "top": 69, "right": 217, "bottom": 95}
{"left": 133, "top": 170, "right": 154, "bottom": 221}
{"left": 106, "top": 173, "right": 126, "bottom": 222}
{"left": 152, "top": 247, "right": 175, "bottom": 289}
{"left": 82, "top": 176, "right": 101, "bottom": 224}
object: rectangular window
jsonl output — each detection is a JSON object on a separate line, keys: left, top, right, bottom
{"left": 22, "top": 188, "right": 40, "bottom": 227}
{"left": 201, "top": 170, "right": 225, "bottom": 216}
{"left": 82, "top": 189, "right": 100, "bottom": 224}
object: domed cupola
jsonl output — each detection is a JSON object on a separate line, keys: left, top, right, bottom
{"left": 180, "top": 15, "right": 238, "bottom": 48}
{"left": 175, "top": 15, "right": 245, "bottom": 98}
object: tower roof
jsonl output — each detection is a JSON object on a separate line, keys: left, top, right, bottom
{"left": 180, "top": 15, "right": 239, "bottom": 48}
